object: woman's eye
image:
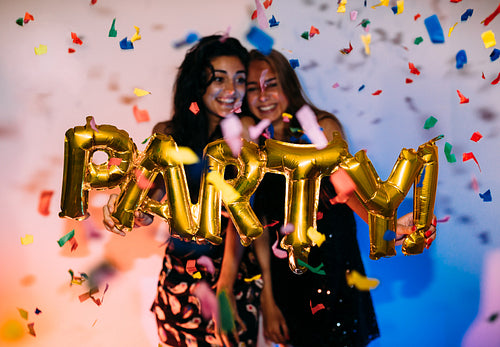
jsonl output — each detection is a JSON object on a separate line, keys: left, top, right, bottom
{"left": 246, "top": 86, "right": 258, "bottom": 93}
{"left": 236, "top": 77, "right": 246, "bottom": 84}
{"left": 213, "top": 76, "right": 224, "bottom": 83}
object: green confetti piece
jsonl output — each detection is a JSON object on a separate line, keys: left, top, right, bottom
{"left": 18, "top": 308, "right": 28, "bottom": 320}
{"left": 361, "top": 19, "right": 371, "bottom": 28}
{"left": 414, "top": 36, "right": 423, "bottom": 45}
{"left": 301, "top": 31, "right": 309, "bottom": 40}
{"left": 444, "top": 142, "right": 456, "bottom": 163}
{"left": 108, "top": 18, "right": 117, "bottom": 37}
{"left": 217, "top": 290, "right": 235, "bottom": 333}
{"left": 142, "top": 136, "right": 150, "bottom": 144}
{"left": 16, "top": 17, "right": 24, "bottom": 26}
{"left": 424, "top": 116, "right": 438, "bottom": 129}
{"left": 297, "top": 259, "right": 326, "bottom": 275}
{"left": 57, "top": 229, "right": 75, "bottom": 247}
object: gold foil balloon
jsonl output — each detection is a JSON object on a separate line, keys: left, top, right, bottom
{"left": 59, "top": 117, "right": 136, "bottom": 220}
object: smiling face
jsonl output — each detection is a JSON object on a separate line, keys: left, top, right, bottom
{"left": 202, "top": 55, "right": 246, "bottom": 119}
{"left": 245, "top": 59, "right": 289, "bottom": 125}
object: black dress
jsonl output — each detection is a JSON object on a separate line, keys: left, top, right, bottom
{"left": 253, "top": 173, "right": 380, "bottom": 347}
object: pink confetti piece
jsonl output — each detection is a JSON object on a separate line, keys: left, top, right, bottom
{"left": 272, "top": 238, "right": 288, "bottom": 259}
{"left": 79, "top": 287, "right": 99, "bottom": 303}
{"left": 89, "top": 116, "right": 99, "bottom": 132}
{"left": 471, "top": 174, "right": 480, "bottom": 194}
{"left": 27, "top": 322, "right": 36, "bottom": 337}
{"left": 186, "top": 259, "right": 197, "bottom": 275}
{"left": 332, "top": 82, "right": 340, "bottom": 88}
{"left": 219, "top": 26, "right": 231, "bottom": 42}
{"left": 189, "top": 102, "right": 200, "bottom": 115}
{"left": 107, "top": 157, "right": 122, "bottom": 169}
{"left": 463, "top": 152, "right": 481, "bottom": 171}
{"left": 295, "top": 105, "right": 328, "bottom": 149}
{"left": 193, "top": 281, "right": 219, "bottom": 321}
{"left": 259, "top": 69, "right": 268, "bottom": 92}
{"left": 470, "top": 131, "right": 483, "bottom": 142}
{"left": 437, "top": 215, "right": 450, "bottom": 223}
{"left": 248, "top": 118, "right": 271, "bottom": 140}
{"left": 329, "top": 169, "right": 356, "bottom": 204}
{"left": 220, "top": 113, "right": 243, "bottom": 156}
{"left": 255, "top": 0, "right": 269, "bottom": 29}
{"left": 197, "top": 256, "right": 215, "bottom": 275}
{"left": 350, "top": 11, "right": 358, "bottom": 21}
{"left": 280, "top": 223, "right": 294, "bottom": 235}
{"left": 310, "top": 301, "right": 325, "bottom": 315}
{"left": 38, "top": 190, "right": 53, "bottom": 216}
{"left": 317, "top": 211, "right": 324, "bottom": 220}
{"left": 135, "top": 169, "right": 152, "bottom": 189}
{"left": 132, "top": 105, "right": 150, "bottom": 123}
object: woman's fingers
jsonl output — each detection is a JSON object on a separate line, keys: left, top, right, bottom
{"left": 103, "top": 194, "right": 126, "bottom": 236}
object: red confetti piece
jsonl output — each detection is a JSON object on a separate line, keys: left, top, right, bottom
{"left": 189, "top": 101, "right": 200, "bottom": 115}
{"left": 135, "top": 169, "right": 152, "bottom": 189}
{"left": 463, "top": 152, "right": 481, "bottom": 171}
{"left": 69, "top": 237, "right": 78, "bottom": 252}
{"left": 470, "top": 131, "right": 483, "bottom": 142}
{"left": 68, "top": 48, "right": 75, "bottom": 53}
{"left": 79, "top": 287, "right": 99, "bottom": 303}
{"left": 310, "top": 301, "right": 325, "bottom": 315}
{"left": 263, "top": 0, "right": 273, "bottom": 8}
{"left": 409, "top": 62, "right": 420, "bottom": 75}
{"left": 186, "top": 259, "right": 197, "bottom": 275}
{"left": 310, "top": 25, "right": 320, "bottom": 37}
{"left": 491, "top": 72, "right": 500, "bottom": 85}
{"left": 71, "top": 32, "right": 83, "bottom": 45}
{"left": 107, "top": 157, "right": 122, "bottom": 169}
{"left": 450, "top": 0, "right": 462, "bottom": 3}
{"left": 263, "top": 220, "right": 280, "bottom": 228}
{"left": 482, "top": 72, "right": 486, "bottom": 79}
{"left": 457, "top": 89, "right": 469, "bottom": 104}
{"left": 340, "top": 42, "right": 353, "bottom": 54}
{"left": 372, "top": 89, "right": 382, "bottom": 96}
{"left": 406, "top": 78, "right": 413, "bottom": 84}
{"left": 481, "top": 3, "right": 500, "bottom": 26}
{"left": 132, "top": 105, "right": 150, "bottom": 123}
{"left": 317, "top": 211, "right": 323, "bottom": 220}
{"left": 24, "top": 12, "right": 34, "bottom": 23}
{"left": 38, "top": 190, "right": 53, "bottom": 216}
{"left": 27, "top": 322, "right": 36, "bottom": 337}
{"left": 414, "top": 13, "right": 421, "bottom": 21}
{"left": 332, "top": 82, "right": 340, "bottom": 88}
{"left": 251, "top": 10, "right": 257, "bottom": 20}
{"left": 91, "top": 0, "right": 98, "bottom": 4}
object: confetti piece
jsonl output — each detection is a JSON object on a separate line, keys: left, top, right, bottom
{"left": 424, "top": 116, "right": 438, "bottom": 129}
{"left": 456, "top": 89, "right": 469, "bottom": 104}
{"left": 332, "top": 82, "right": 340, "bottom": 88}
{"left": 456, "top": 50, "right": 467, "bottom": 69}
{"left": 16, "top": 17, "right": 24, "bottom": 26}
{"left": 470, "top": 131, "right": 483, "bottom": 142}
{"left": 191, "top": 272, "right": 202, "bottom": 279}
{"left": 164, "top": 147, "right": 199, "bottom": 165}
{"left": 350, "top": 11, "right": 358, "bottom": 21}
{"left": 272, "top": 238, "right": 288, "bottom": 258}
{"left": 480, "top": 189, "right": 492, "bottom": 202}
{"left": 189, "top": 101, "right": 200, "bottom": 115}
{"left": 491, "top": 48, "right": 500, "bottom": 61}
{"left": 358, "top": 84, "right": 365, "bottom": 91}
{"left": 337, "top": 0, "right": 347, "bottom": 13}
{"left": 301, "top": 31, "right": 309, "bottom": 40}
{"left": 263, "top": 0, "right": 273, "bottom": 8}
{"left": 391, "top": 0, "right": 404, "bottom": 15}
{"left": 437, "top": 216, "right": 450, "bottom": 223}
{"left": 69, "top": 237, "right": 78, "bottom": 252}
{"left": 444, "top": 142, "right": 456, "bottom": 163}
{"left": 491, "top": 72, "right": 500, "bottom": 85}
{"left": 450, "top": 0, "right": 462, "bottom": 3}
{"left": 24, "top": 12, "right": 34, "bottom": 23}
{"left": 372, "top": 0, "right": 389, "bottom": 9}
{"left": 471, "top": 174, "right": 480, "bottom": 194}
{"left": 482, "top": 3, "right": 500, "bottom": 26}
{"left": 481, "top": 30, "right": 496, "bottom": 49}
{"left": 297, "top": 259, "right": 326, "bottom": 275}
{"left": 269, "top": 15, "right": 280, "bottom": 27}
{"left": 218, "top": 290, "right": 236, "bottom": 333}
{"left": 372, "top": 89, "right": 382, "bottom": 96}
{"left": 206, "top": 171, "right": 240, "bottom": 203}
{"left": 307, "top": 227, "right": 325, "bottom": 247}
{"left": 414, "top": 36, "right": 423, "bottom": 45}
{"left": 133, "top": 88, "right": 150, "bottom": 97}
{"left": 27, "top": 322, "right": 36, "bottom": 337}
{"left": 78, "top": 287, "right": 99, "bottom": 303}
{"left": 310, "top": 301, "right": 325, "bottom": 315}
{"left": 424, "top": 14, "right": 445, "bottom": 44}
{"left": 289, "top": 58, "right": 300, "bottom": 69}
{"left": 406, "top": 78, "right": 413, "bottom": 83}
{"left": 295, "top": 105, "right": 328, "bottom": 149}
{"left": 346, "top": 270, "right": 379, "bottom": 290}
{"left": 254, "top": 0, "right": 268, "bottom": 29}
{"left": 132, "top": 105, "right": 150, "bottom": 122}
{"left": 38, "top": 190, "right": 53, "bottom": 216}
{"left": 463, "top": 152, "right": 481, "bottom": 171}
{"left": 193, "top": 281, "right": 219, "bottom": 321}
{"left": 383, "top": 230, "right": 396, "bottom": 241}
{"left": 130, "top": 26, "right": 141, "bottom": 43}
{"left": 89, "top": 116, "right": 99, "bottom": 132}
{"left": 448, "top": 22, "right": 459, "bottom": 37}
{"left": 259, "top": 68, "right": 268, "bottom": 92}
{"left": 488, "top": 312, "right": 499, "bottom": 322}
{"left": 461, "top": 9, "right": 473, "bottom": 22}
{"left": 409, "top": 62, "right": 421, "bottom": 75}
{"left": 359, "top": 19, "right": 370, "bottom": 28}
{"left": 18, "top": 309, "right": 28, "bottom": 320}
{"left": 135, "top": 169, "right": 152, "bottom": 189}
{"left": 57, "top": 229, "right": 75, "bottom": 247}
{"left": 244, "top": 274, "right": 262, "bottom": 282}
{"left": 246, "top": 26, "right": 274, "bottom": 55}
{"left": 220, "top": 113, "right": 243, "bottom": 156}
{"left": 34, "top": 44, "right": 47, "bottom": 55}
{"left": 119, "top": 37, "right": 133, "bottom": 50}
{"left": 340, "top": 42, "right": 353, "bottom": 54}
{"left": 107, "top": 157, "right": 122, "bottom": 169}
{"left": 186, "top": 259, "right": 198, "bottom": 275}
{"left": 197, "top": 256, "right": 215, "bottom": 275}
{"left": 361, "top": 33, "right": 371, "bottom": 55}
{"left": 35, "top": 308, "right": 42, "bottom": 315}
{"left": 91, "top": 0, "right": 97, "bottom": 4}
{"left": 280, "top": 223, "right": 294, "bottom": 235}
{"left": 68, "top": 48, "right": 75, "bottom": 53}
{"left": 108, "top": 18, "right": 117, "bottom": 37}
{"left": 248, "top": 118, "right": 271, "bottom": 140}
{"left": 71, "top": 32, "right": 83, "bottom": 45}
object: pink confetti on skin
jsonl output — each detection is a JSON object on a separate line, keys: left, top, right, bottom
{"left": 471, "top": 175, "right": 480, "bottom": 194}
{"left": 310, "top": 301, "right": 325, "bottom": 315}
{"left": 107, "top": 157, "right": 122, "bottom": 169}
{"left": 135, "top": 169, "right": 152, "bottom": 189}
{"left": 329, "top": 169, "right": 356, "bottom": 205}
{"left": 197, "top": 256, "right": 215, "bottom": 275}
{"left": 295, "top": 105, "right": 328, "bottom": 149}
{"left": 470, "top": 131, "right": 483, "bottom": 142}
{"left": 437, "top": 215, "right": 450, "bottom": 223}
{"left": 350, "top": 11, "right": 358, "bottom": 21}
{"left": 463, "top": 152, "right": 481, "bottom": 171}
{"left": 280, "top": 223, "right": 294, "bottom": 235}
{"left": 272, "top": 238, "right": 288, "bottom": 259}
{"left": 248, "top": 118, "right": 271, "bottom": 140}
{"left": 259, "top": 69, "right": 268, "bottom": 93}
{"left": 220, "top": 113, "right": 243, "bottom": 156}
{"left": 89, "top": 116, "right": 99, "bottom": 132}
{"left": 255, "top": 0, "right": 269, "bottom": 29}
{"left": 193, "top": 281, "right": 219, "bottom": 321}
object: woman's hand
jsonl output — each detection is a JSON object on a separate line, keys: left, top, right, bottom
{"left": 396, "top": 212, "right": 437, "bottom": 248}
{"left": 214, "top": 284, "right": 246, "bottom": 347}
{"left": 102, "top": 194, "right": 153, "bottom": 236}
{"left": 260, "top": 288, "right": 289, "bottom": 344}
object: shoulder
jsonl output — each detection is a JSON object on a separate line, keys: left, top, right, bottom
{"left": 152, "top": 120, "right": 175, "bottom": 136}
{"left": 317, "top": 112, "right": 345, "bottom": 140}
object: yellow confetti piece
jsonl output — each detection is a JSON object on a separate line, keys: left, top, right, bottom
{"left": 307, "top": 227, "right": 325, "bottom": 247}
{"left": 481, "top": 30, "right": 496, "bottom": 49}
{"left": 346, "top": 270, "right": 379, "bottom": 291}
{"left": 282, "top": 112, "right": 293, "bottom": 119}
{"left": 448, "top": 22, "right": 458, "bottom": 37}
{"left": 133, "top": 88, "right": 151, "bottom": 97}
{"left": 372, "top": 0, "right": 389, "bottom": 9}
{"left": 21, "top": 234, "right": 34, "bottom": 245}
{"left": 244, "top": 274, "right": 262, "bottom": 282}
{"left": 17, "top": 308, "right": 28, "bottom": 320}
{"left": 206, "top": 171, "right": 240, "bottom": 204}
{"left": 131, "top": 25, "right": 141, "bottom": 43}
{"left": 191, "top": 272, "right": 202, "bottom": 279}
{"left": 165, "top": 147, "right": 199, "bottom": 165}
{"left": 361, "top": 33, "right": 371, "bottom": 55}
{"left": 34, "top": 44, "right": 47, "bottom": 55}
{"left": 337, "top": 0, "right": 347, "bottom": 13}
{"left": 395, "top": 0, "right": 404, "bottom": 14}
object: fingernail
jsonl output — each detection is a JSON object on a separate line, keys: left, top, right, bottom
{"left": 425, "top": 229, "right": 432, "bottom": 238}
{"left": 411, "top": 225, "right": 416, "bottom": 231}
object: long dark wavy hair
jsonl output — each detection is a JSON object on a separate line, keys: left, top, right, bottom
{"left": 166, "top": 35, "right": 249, "bottom": 151}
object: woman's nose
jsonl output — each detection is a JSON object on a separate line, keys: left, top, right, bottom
{"left": 258, "top": 89, "right": 268, "bottom": 102}
{"left": 224, "top": 80, "right": 236, "bottom": 95}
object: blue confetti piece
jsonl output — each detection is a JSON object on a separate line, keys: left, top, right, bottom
{"left": 246, "top": 26, "right": 274, "bottom": 55}
{"left": 424, "top": 14, "right": 445, "bottom": 44}
{"left": 461, "top": 9, "right": 473, "bottom": 22}
{"left": 391, "top": 6, "right": 398, "bottom": 14}
{"left": 456, "top": 50, "right": 467, "bottom": 69}
{"left": 185, "top": 32, "right": 199, "bottom": 44}
{"left": 35, "top": 308, "right": 42, "bottom": 315}
{"left": 383, "top": 230, "right": 396, "bottom": 241}
{"left": 269, "top": 15, "right": 280, "bottom": 27}
{"left": 479, "top": 189, "right": 492, "bottom": 202}
{"left": 417, "top": 166, "right": 426, "bottom": 188}
{"left": 490, "top": 48, "right": 500, "bottom": 62}
{"left": 119, "top": 37, "right": 134, "bottom": 50}
{"left": 358, "top": 84, "right": 365, "bottom": 92}
{"left": 289, "top": 59, "right": 300, "bottom": 69}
